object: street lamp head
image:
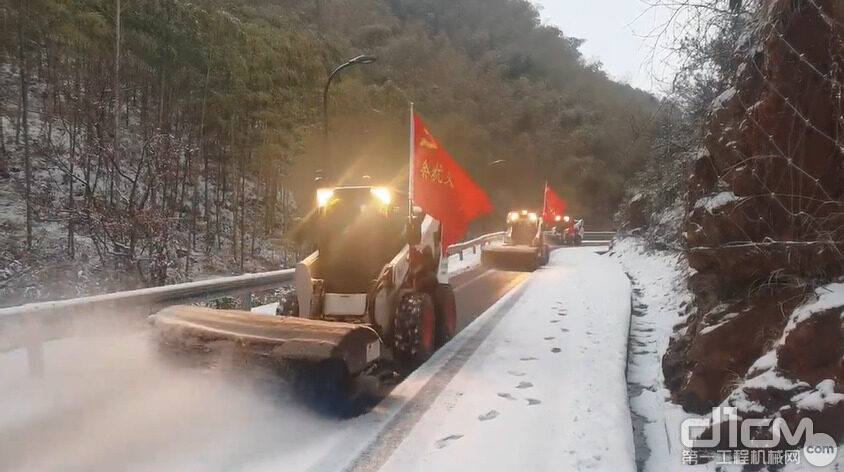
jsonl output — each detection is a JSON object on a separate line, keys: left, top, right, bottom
{"left": 322, "top": 53, "right": 378, "bottom": 179}
{"left": 350, "top": 54, "right": 377, "bottom": 65}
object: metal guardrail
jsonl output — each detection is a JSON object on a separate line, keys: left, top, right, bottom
{"left": 0, "top": 232, "right": 508, "bottom": 374}
{"left": 583, "top": 231, "right": 615, "bottom": 241}
{"left": 0, "top": 269, "right": 296, "bottom": 374}
{"left": 0, "top": 229, "right": 609, "bottom": 374}
{"left": 446, "top": 231, "right": 506, "bottom": 261}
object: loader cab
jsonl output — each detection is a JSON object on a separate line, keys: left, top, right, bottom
{"left": 506, "top": 210, "right": 541, "bottom": 246}
{"left": 551, "top": 214, "right": 573, "bottom": 234}
{"left": 315, "top": 186, "right": 408, "bottom": 293}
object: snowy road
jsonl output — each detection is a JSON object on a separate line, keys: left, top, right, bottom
{"left": 0, "top": 266, "right": 526, "bottom": 472}
{"left": 365, "top": 246, "right": 635, "bottom": 472}
{"left": 0, "top": 246, "right": 634, "bottom": 472}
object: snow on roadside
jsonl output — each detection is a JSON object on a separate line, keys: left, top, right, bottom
{"left": 377, "top": 247, "right": 635, "bottom": 472}
{"left": 782, "top": 282, "right": 844, "bottom": 335}
{"left": 712, "top": 87, "right": 737, "bottom": 110}
{"left": 609, "top": 238, "right": 844, "bottom": 472}
{"left": 251, "top": 303, "right": 279, "bottom": 315}
{"left": 609, "top": 237, "right": 696, "bottom": 472}
{"left": 694, "top": 191, "right": 741, "bottom": 213}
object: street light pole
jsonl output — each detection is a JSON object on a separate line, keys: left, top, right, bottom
{"left": 488, "top": 159, "right": 508, "bottom": 225}
{"left": 321, "top": 54, "right": 376, "bottom": 181}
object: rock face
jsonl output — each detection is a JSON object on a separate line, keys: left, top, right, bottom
{"left": 665, "top": 0, "right": 844, "bottom": 441}
{"left": 624, "top": 193, "right": 649, "bottom": 230}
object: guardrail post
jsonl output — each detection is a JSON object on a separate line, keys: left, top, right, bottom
{"left": 473, "top": 244, "right": 477, "bottom": 254}
{"left": 458, "top": 249, "right": 464, "bottom": 261}
{"left": 24, "top": 316, "right": 44, "bottom": 377}
{"left": 27, "top": 342, "right": 44, "bottom": 377}
{"left": 240, "top": 293, "right": 252, "bottom": 311}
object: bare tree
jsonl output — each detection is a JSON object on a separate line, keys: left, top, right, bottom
{"left": 112, "top": 0, "right": 121, "bottom": 209}
{"left": 17, "top": 0, "right": 32, "bottom": 251}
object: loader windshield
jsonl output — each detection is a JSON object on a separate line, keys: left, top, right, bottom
{"left": 507, "top": 211, "right": 539, "bottom": 246}
{"left": 316, "top": 187, "right": 406, "bottom": 293}
{"left": 510, "top": 220, "right": 538, "bottom": 245}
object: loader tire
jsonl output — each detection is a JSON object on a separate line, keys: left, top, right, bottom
{"left": 289, "top": 359, "right": 356, "bottom": 417}
{"left": 540, "top": 245, "right": 550, "bottom": 266}
{"left": 393, "top": 292, "right": 436, "bottom": 372}
{"left": 434, "top": 284, "right": 457, "bottom": 347}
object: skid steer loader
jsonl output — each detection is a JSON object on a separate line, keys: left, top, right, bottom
{"left": 481, "top": 210, "right": 549, "bottom": 271}
{"left": 150, "top": 185, "right": 456, "bottom": 414}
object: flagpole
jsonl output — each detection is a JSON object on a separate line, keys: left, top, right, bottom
{"left": 409, "top": 102, "right": 415, "bottom": 213}
{"left": 543, "top": 181, "right": 548, "bottom": 222}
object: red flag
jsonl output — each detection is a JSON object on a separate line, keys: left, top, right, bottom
{"left": 412, "top": 113, "right": 492, "bottom": 248}
{"left": 543, "top": 184, "right": 566, "bottom": 223}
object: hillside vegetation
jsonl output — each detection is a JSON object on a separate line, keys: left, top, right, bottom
{"left": 0, "top": 0, "right": 657, "bottom": 305}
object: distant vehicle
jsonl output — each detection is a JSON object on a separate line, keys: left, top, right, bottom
{"left": 551, "top": 215, "right": 584, "bottom": 245}
{"left": 481, "top": 210, "right": 549, "bottom": 271}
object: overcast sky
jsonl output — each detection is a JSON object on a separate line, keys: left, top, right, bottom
{"left": 533, "top": 0, "right": 674, "bottom": 93}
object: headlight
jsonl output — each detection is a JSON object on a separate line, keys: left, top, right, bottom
{"left": 370, "top": 187, "right": 391, "bottom": 205}
{"left": 508, "top": 212, "right": 520, "bottom": 222}
{"left": 521, "top": 210, "right": 528, "bottom": 215}
{"left": 555, "top": 215, "right": 562, "bottom": 222}
{"left": 528, "top": 212, "right": 538, "bottom": 222}
{"left": 317, "top": 188, "right": 334, "bottom": 207}
{"left": 563, "top": 215, "right": 570, "bottom": 223}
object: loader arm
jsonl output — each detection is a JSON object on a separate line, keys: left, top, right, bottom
{"left": 295, "top": 251, "right": 319, "bottom": 318}
{"left": 388, "top": 215, "right": 444, "bottom": 289}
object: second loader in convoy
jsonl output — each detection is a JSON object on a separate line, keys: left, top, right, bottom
{"left": 150, "top": 185, "right": 456, "bottom": 415}
{"left": 481, "top": 210, "right": 549, "bottom": 271}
